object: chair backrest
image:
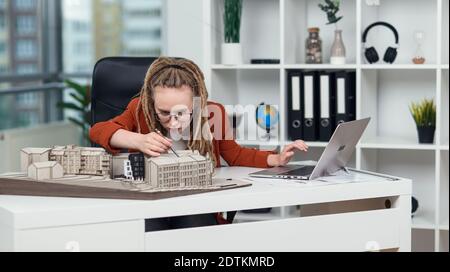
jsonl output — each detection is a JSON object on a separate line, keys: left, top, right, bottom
{"left": 90, "top": 57, "right": 158, "bottom": 126}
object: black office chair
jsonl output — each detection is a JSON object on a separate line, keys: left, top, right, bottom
{"left": 91, "top": 57, "right": 158, "bottom": 126}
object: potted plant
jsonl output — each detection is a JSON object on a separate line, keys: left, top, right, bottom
{"left": 319, "top": 0, "right": 346, "bottom": 65}
{"left": 222, "top": 0, "right": 243, "bottom": 65}
{"left": 58, "top": 79, "right": 92, "bottom": 147}
{"left": 409, "top": 98, "right": 436, "bottom": 144}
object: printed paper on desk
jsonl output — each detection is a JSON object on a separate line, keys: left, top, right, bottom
{"left": 315, "top": 170, "right": 394, "bottom": 184}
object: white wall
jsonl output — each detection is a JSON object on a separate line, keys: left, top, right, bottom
{"left": 166, "top": 0, "right": 205, "bottom": 70}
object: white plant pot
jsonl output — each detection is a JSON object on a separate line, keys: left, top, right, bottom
{"left": 221, "top": 43, "right": 243, "bottom": 65}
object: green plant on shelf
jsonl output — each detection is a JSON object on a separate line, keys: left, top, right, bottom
{"left": 223, "top": 0, "right": 243, "bottom": 43}
{"left": 57, "top": 79, "right": 91, "bottom": 146}
{"left": 409, "top": 99, "right": 436, "bottom": 127}
{"left": 318, "top": 0, "right": 343, "bottom": 26}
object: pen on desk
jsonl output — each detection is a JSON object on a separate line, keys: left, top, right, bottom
{"left": 154, "top": 129, "right": 180, "bottom": 157}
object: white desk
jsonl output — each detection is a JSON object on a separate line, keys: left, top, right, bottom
{"left": 0, "top": 167, "right": 412, "bottom": 252}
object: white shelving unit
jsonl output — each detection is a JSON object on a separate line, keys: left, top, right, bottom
{"left": 203, "top": 0, "right": 449, "bottom": 252}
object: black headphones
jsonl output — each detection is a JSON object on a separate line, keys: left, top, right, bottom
{"left": 362, "top": 21, "right": 399, "bottom": 64}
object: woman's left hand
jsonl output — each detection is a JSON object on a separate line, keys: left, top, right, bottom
{"left": 267, "top": 140, "right": 309, "bottom": 167}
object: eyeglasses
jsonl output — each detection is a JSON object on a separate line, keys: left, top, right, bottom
{"left": 155, "top": 110, "right": 193, "bottom": 123}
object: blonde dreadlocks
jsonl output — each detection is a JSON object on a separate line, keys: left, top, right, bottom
{"left": 135, "top": 57, "right": 218, "bottom": 168}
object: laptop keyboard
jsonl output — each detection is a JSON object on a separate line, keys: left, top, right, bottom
{"left": 283, "top": 166, "right": 316, "bottom": 177}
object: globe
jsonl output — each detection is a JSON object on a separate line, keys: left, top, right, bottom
{"left": 256, "top": 103, "right": 279, "bottom": 140}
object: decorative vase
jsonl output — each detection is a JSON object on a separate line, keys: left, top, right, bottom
{"left": 416, "top": 126, "right": 435, "bottom": 144}
{"left": 221, "top": 43, "right": 243, "bottom": 65}
{"left": 305, "top": 27, "right": 323, "bottom": 64}
{"left": 330, "top": 29, "right": 346, "bottom": 65}
{"left": 412, "top": 30, "right": 426, "bottom": 64}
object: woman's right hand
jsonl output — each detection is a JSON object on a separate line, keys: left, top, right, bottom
{"left": 136, "top": 132, "right": 173, "bottom": 157}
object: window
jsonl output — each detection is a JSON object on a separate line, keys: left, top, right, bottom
{"left": 1, "top": 0, "right": 166, "bottom": 131}
{"left": 15, "top": 39, "right": 37, "bottom": 59}
{"left": 0, "top": 42, "right": 5, "bottom": 54}
{"left": 1, "top": 0, "right": 42, "bottom": 75}
{"left": 14, "top": 0, "right": 37, "bottom": 11}
{"left": 16, "top": 63, "right": 37, "bottom": 74}
{"left": 0, "top": 0, "right": 45, "bottom": 130}
{"left": 62, "top": 0, "right": 164, "bottom": 74}
{"left": 16, "top": 15, "right": 36, "bottom": 35}
{"left": 0, "top": 14, "right": 6, "bottom": 29}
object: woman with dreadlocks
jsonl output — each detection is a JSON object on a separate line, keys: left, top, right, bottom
{"left": 90, "top": 57, "right": 308, "bottom": 230}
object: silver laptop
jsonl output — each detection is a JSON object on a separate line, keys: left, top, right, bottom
{"left": 249, "top": 118, "right": 371, "bottom": 181}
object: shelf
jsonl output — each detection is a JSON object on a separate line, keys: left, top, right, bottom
{"left": 210, "top": 69, "right": 281, "bottom": 141}
{"left": 360, "top": 149, "right": 436, "bottom": 231}
{"left": 284, "top": 0, "right": 357, "bottom": 65}
{"left": 439, "top": 151, "right": 448, "bottom": 232}
{"left": 212, "top": 64, "right": 450, "bottom": 70}
{"left": 412, "top": 210, "right": 436, "bottom": 230}
{"left": 360, "top": 69, "right": 436, "bottom": 144}
{"left": 236, "top": 140, "right": 282, "bottom": 147}
{"left": 210, "top": 0, "right": 280, "bottom": 65}
{"left": 442, "top": 0, "right": 449, "bottom": 65}
{"left": 284, "top": 64, "right": 357, "bottom": 70}
{"left": 440, "top": 70, "right": 449, "bottom": 144}
{"left": 211, "top": 64, "right": 281, "bottom": 70}
{"left": 359, "top": 137, "right": 437, "bottom": 151}
{"left": 361, "top": 0, "right": 438, "bottom": 65}
{"left": 237, "top": 140, "right": 328, "bottom": 148}
{"left": 360, "top": 64, "right": 440, "bottom": 70}
{"left": 205, "top": 0, "right": 447, "bottom": 252}
{"left": 301, "top": 141, "right": 328, "bottom": 148}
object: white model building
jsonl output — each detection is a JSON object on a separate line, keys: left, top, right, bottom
{"left": 145, "top": 150, "right": 213, "bottom": 188}
{"left": 112, "top": 153, "right": 129, "bottom": 178}
{"left": 21, "top": 145, "right": 112, "bottom": 179}
{"left": 27, "top": 161, "right": 64, "bottom": 181}
{"left": 20, "top": 146, "right": 213, "bottom": 188}
{"left": 20, "top": 148, "right": 51, "bottom": 172}
{"left": 49, "top": 145, "right": 112, "bottom": 177}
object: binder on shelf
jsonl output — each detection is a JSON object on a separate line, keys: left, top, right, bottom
{"left": 335, "top": 71, "right": 356, "bottom": 126}
{"left": 318, "top": 71, "right": 337, "bottom": 142}
{"left": 301, "top": 71, "right": 320, "bottom": 141}
{"left": 287, "top": 70, "right": 303, "bottom": 141}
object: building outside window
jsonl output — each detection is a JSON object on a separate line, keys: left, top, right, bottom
{"left": 0, "top": 0, "right": 165, "bottom": 131}
{"left": 16, "top": 15, "right": 36, "bottom": 35}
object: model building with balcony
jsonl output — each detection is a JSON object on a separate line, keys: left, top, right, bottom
{"left": 21, "top": 145, "right": 112, "bottom": 179}
{"left": 145, "top": 150, "right": 213, "bottom": 189}
{"left": 50, "top": 145, "right": 112, "bottom": 177}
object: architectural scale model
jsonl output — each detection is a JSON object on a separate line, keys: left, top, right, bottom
{"left": 21, "top": 145, "right": 112, "bottom": 178}
{"left": 20, "top": 146, "right": 214, "bottom": 190}
{"left": 145, "top": 150, "right": 214, "bottom": 188}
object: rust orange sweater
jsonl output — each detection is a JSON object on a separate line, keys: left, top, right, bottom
{"left": 89, "top": 98, "right": 275, "bottom": 168}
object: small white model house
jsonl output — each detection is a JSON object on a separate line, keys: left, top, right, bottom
{"left": 27, "top": 161, "right": 64, "bottom": 181}
{"left": 20, "top": 148, "right": 51, "bottom": 172}
{"left": 145, "top": 150, "right": 213, "bottom": 188}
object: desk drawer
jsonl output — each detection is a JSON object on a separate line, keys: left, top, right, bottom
{"left": 145, "top": 208, "right": 401, "bottom": 252}
{"left": 13, "top": 220, "right": 144, "bottom": 252}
